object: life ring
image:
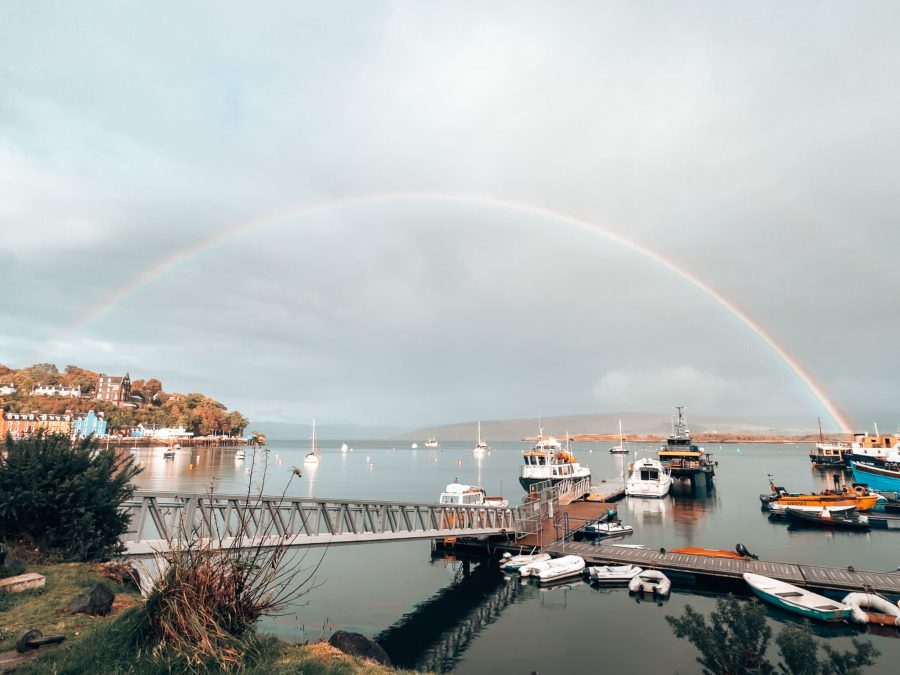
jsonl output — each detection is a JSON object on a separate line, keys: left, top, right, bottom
{"left": 854, "top": 485, "right": 866, "bottom": 496}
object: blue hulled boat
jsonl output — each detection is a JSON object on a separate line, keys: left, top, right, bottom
{"left": 851, "top": 460, "right": 900, "bottom": 493}
{"left": 743, "top": 572, "right": 851, "bottom": 622}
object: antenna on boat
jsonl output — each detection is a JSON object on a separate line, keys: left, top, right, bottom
{"left": 874, "top": 422, "right": 879, "bottom": 437}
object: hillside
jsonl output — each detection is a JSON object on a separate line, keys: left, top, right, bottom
{"left": 0, "top": 363, "right": 248, "bottom": 436}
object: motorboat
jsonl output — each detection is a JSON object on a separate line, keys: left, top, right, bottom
{"left": 609, "top": 419, "right": 628, "bottom": 453}
{"left": 842, "top": 592, "right": 900, "bottom": 626}
{"left": 843, "top": 429, "right": 900, "bottom": 467}
{"left": 743, "top": 572, "right": 851, "bottom": 622}
{"left": 473, "top": 421, "right": 489, "bottom": 455}
{"left": 424, "top": 436, "right": 439, "bottom": 448}
{"left": 411, "top": 443, "right": 418, "bottom": 449}
{"left": 304, "top": 418, "right": 320, "bottom": 464}
{"left": 340, "top": 443, "right": 349, "bottom": 452}
{"left": 761, "top": 475, "right": 882, "bottom": 512}
{"left": 439, "top": 481, "right": 508, "bottom": 508}
{"left": 584, "top": 520, "right": 634, "bottom": 537}
{"left": 669, "top": 544, "right": 757, "bottom": 560}
{"left": 519, "top": 428, "right": 591, "bottom": 492}
{"left": 500, "top": 552, "right": 551, "bottom": 573}
{"left": 628, "top": 569, "right": 671, "bottom": 596}
{"left": 519, "top": 555, "right": 585, "bottom": 583}
{"left": 784, "top": 507, "right": 870, "bottom": 531}
{"left": 657, "top": 406, "right": 715, "bottom": 481}
{"left": 588, "top": 564, "right": 642, "bottom": 583}
{"left": 625, "top": 458, "right": 672, "bottom": 498}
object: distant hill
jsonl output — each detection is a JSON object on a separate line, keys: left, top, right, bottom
{"left": 248, "top": 420, "right": 407, "bottom": 441}
{"left": 396, "top": 413, "right": 822, "bottom": 442}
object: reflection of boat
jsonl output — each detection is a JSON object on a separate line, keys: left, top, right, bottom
{"left": 500, "top": 552, "right": 550, "bottom": 573}
{"left": 743, "top": 573, "right": 851, "bottom": 622}
{"left": 628, "top": 570, "right": 671, "bottom": 596}
{"left": 626, "top": 458, "right": 672, "bottom": 498}
{"left": 669, "top": 544, "right": 757, "bottom": 560}
{"left": 609, "top": 419, "right": 628, "bottom": 454}
{"left": 588, "top": 564, "right": 642, "bottom": 583}
{"left": 519, "top": 429, "right": 591, "bottom": 492}
{"left": 473, "top": 421, "right": 489, "bottom": 455}
{"left": 520, "top": 555, "right": 585, "bottom": 583}
{"left": 424, "top": 435, "right": 439, "bottom": 448}
{"left": 761, "top": 475, "right": 881, "bottom": 512}
{"left": 438, "top": 481, "right": 508, "bottom": 508}
{"left": 584, "top": 520, "right": 634, "bottom": 537}
{"left": 304, "top": 418, "right": 320, "bottom": 464}
{"left": 784, "top": 507, "right": 870, "bottom": 530}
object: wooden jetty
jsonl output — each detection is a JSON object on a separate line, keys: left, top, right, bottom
{"left": 545, "top": 541, "right": 900, "bottom": 596}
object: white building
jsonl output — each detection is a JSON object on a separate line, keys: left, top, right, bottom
{"left": 0, "top": 384, "right": 16, "bottom": 395}
{"left": 30, "top": 384, "right": 82, "bottom": 398}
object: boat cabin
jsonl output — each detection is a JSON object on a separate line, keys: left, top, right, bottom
{"left": 439, "top": 483, "right": 487, "bottom": 506}
{"left": 522, "top": 452, "right": 577, "bottom": 477}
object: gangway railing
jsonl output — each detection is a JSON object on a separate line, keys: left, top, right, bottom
{"left": 121, "top": 491, "right": 518, "bottom": 555}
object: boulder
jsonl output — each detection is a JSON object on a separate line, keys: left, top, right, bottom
{"left": 328, "top": 630, "right": 392, "bottom": 666}
{"left": 67, "top": 583, "right": 115, "bottom": 616}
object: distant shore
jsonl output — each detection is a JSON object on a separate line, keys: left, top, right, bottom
{"left": 528, "top": 434, "right": 830, "bottom": 445}
{"left": 100, "top": 435, "right": 247, "bottom": 447}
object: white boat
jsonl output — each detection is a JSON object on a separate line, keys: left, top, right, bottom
{"left": 235, "top": 449, "right": 246, "bottom": 460}
{"left": 500, "top": 552, "right": 551, "bottom": 573}
{"left": 610, "top": 419, "right": 628, "bottom": 454}
{"left": 473, "top": 421, "right": 489, "bottom": 455}
{"left": 626, "top": 458, "right": 672, "bottom": 498}
{"left": 588, "top": 564, "right": 643, "bottom": 583}
{"left": 841, "top": 592, "right": 900, "bottom": 626}
{"left": 439, "top": 481, "right": 508, "bottom": 508}
{"left": 411, "top": 442, "right": 418, "bottom": 449}
{"left": 424, "top": 435, "right": 439, "bottom": 448}
{"left": 520, "top": 555, "right": 585, "bottom": 583}
{"left": 743, "top": 572, "right": 851, "bottom": 622}
{"left": 519, "top": 428, "right": 591, "bottom": 492}
{"left": 163, "top": 449, "right": 175, "bottom": 459}
{"left": 340, "top": 443, "right": 349, "bottom": 452}
{"left": 628, "top": 569, "right": 671, "bottom": 596}
{"left": 584, "top": 520, "right": 634, "bottom": 537}
{"left": 304, "top": 418, "right": 320, "bottom": 464}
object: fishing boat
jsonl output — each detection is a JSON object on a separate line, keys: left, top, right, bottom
{"left": 424, "top": 435, "right": 439, "bottom": 448}
{"left": 519, "top": 429, "right": 591, "bottom": 492}
{"left": 669, "top": 544, "right": 757, "bottom": 560}
{"left": 809, "top": 417, "right": 851, "bottom": 467}
{"left": 587, "top": 564, "right": 642, "bottom": 583}
{"left": 842, "top": 592, "right": 900, "bottom": 626}
{"left": 304, "top": 418, "right": 320, "bottom": 464}
{"left": 743, "top": 572, "right": 852, "bottom": 622}
{"left": 784, "top": 507, "right": 870, "bottom": 531}
{"left": 500, "top": 552, "right": 550, "bottom": 573}
{"left": 519, "top": 555, "right": 585, "bottom": 583}
{"left": 609, "top": 419, "right": 628, "bottom": 454}
{"left": 628, "top": 569, "right": 671, "bottom": 596}
{"left": 850, "top": 457, "right": 900, "bottom": 493}
{"left": 438, "top": 481, "right": 508, "bottom": 508}
{"left": 584, "top": 520, "right": 634, "bottom": 537}
{"left": 473, "top": 421, "right": 489, "bottom": 455}
{"left": 761, "top": 475, "right": 882, "bottom": 512}
{"left": 625, "top": 458, "right": 672, "bottom": 498}
{"left": 843, "top": 428, "right": 900, "bottom": 466}
{"left": 658, "top": 406, "right": 716, "bottom": 482}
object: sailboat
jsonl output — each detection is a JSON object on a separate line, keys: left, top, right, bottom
{"left": 473, "top": 421, "right": 489, "bottom": 455}
{"left": 304, "top": 418, "right": 320, "bottom": 464}
{"left": 610, "top": 419, "right": 628, "bottom": 454}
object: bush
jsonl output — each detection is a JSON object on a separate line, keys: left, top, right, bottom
{"left": 0, "top": 431, "right": 142, "bottom": 561}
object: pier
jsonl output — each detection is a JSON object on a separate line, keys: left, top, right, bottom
{"left": 544, "top": 541, "right": 900, "bottom": 597}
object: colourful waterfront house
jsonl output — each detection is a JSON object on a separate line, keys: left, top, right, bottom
{"left": 72, "top": 410, "right": 107, "bottom": 438}
{"left": 0, "top": 411, "right": 73, "bottom": 439}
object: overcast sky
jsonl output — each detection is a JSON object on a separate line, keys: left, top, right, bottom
{"left": 2, "top": 2, "right": 899, "bottom": 431}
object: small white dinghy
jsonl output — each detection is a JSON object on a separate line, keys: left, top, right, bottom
{"left": 842, "top": 592, "right": 900, "bottom": 626}
{"left": 743, "top": 573, "right": 851, "bottom": 622}
{"left": 588, "top": 564, "right": 643, "bottom": 583}
{"left": 500, "top": 552, "right": 551, "bottom": 574}
{"left": 520, "top": 555, "right": 585, "bottom": 583}
{"left": 628, "top": 569, "right": 671, "bottom": 596}
{"left": 584, "top": 520, "right": 634, "bottom": 537}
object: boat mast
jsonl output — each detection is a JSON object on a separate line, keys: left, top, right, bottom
{"left": 817, "top": 417, "right": 825, "bottom": 444}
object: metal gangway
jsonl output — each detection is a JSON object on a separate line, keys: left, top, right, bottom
{"left": 120, "top": 491, "right": 519, "bottom": 555}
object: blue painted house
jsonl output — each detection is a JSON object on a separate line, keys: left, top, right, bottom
{"left": 72, "top": 410, "right": 107, "bottom": 438}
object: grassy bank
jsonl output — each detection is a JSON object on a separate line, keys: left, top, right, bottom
{"left": 1, "top": 556, "right": 419, "bottom": 674}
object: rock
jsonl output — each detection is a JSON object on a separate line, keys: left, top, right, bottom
{"left": 328, "top": 630, "right": 392, "bottom": 666}
{"left": 67, "top": 583, "right": 115, "bottom": 616}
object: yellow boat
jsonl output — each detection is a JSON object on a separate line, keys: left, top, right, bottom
{"left": 763, "top": 477, "right": 881, "bottom": 512}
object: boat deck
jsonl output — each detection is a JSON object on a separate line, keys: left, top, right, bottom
{"left": 545, "top": 541, "right": 900, "bottom": 596}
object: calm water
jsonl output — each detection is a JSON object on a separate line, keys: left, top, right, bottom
{"left": 132, "top": 441, "right": 900, "bottom": 673}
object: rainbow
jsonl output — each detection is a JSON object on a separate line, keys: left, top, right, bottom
{"left": 44, "top": 191, "right": 853, "bottom": 432}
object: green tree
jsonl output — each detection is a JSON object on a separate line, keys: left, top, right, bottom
{"left": 0, "top": 431, "right": 142, "bottom": 560}
{"left": 667, "top": 596, "right": 880, "bottom": 675}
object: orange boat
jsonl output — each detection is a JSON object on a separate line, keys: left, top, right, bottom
{"left": 670, "top": 546, "right": 755, "bottom": 560}
{"left": 763, "top": 477, "right": 881, "bottom": 512}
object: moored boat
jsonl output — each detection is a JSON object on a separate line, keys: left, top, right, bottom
{"left": 784, "top": 507, "right": 870, "bottom": 530}
{"left": 842, "top": 592, "right": 900, "bottom": 626}
{"left": 609, "top": 419, "right": 628, "bottom": 454}
{"left": 588, "top": 564, "right": 642, "bottom": 583}
{"left": 625, "top": 458, "right": 672, "bottom": 498}
{"left": 500, "top": 552, "right": 550, "bottom": 573}
{"left": 628, "top": 569, "right": 671, "bottom": 596}
{"left": 439, "top": 481, "right": 508, "bottom": 508}
{"left": 657, "top": 406, "right": 716, "bottom": 481}
{"left": 304, "top": 418, "right": 320, "bottom": 464}
{"left": 761, "top": 475, "right": 881, "bottom": 512}
{"left": 584, "top": 520, "right": 634, "bottom": 537}
{"left": 520, "top": 555, "right": 585, "bottom": 583}
{"left": 473, "top": 421, "right": 489, "bottom": 455}
{"left": 669, "top": 544, "right": 757, "bottom": 560}
{"left": 809, "top": 417, "right": 850, "bottom": 466}
{"left": 519, "top": 429, "right": 591, "bottom": 493}
{"left": 743, "top": 572, "right": 851, "bottom": 622}
{"left": 424, "top": 435, "right": 439, "bottom": 448}
{"left": 850, "top": 458, "right": 900, "bottom": 493}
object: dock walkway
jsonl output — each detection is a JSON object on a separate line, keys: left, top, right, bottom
{"left": 546, "top": 541, "right": 900, "bottom": 596}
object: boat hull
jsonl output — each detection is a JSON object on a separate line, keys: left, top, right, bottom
{"left": 784, "top": 508, "right": 870, "bottom": 530}
{"left": 743, "top": 573, "right": 851, "bottom": 622}
{"left": 851, "top": 461, "right": 900, "bottom": 492}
